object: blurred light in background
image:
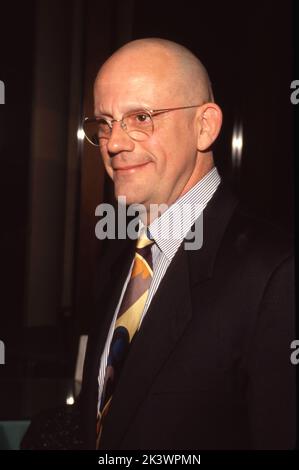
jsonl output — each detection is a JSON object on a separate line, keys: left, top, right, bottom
{"left": 77, "top": 128, "right": 85, "bottom": 141}
{"left": 66, "top": 394, "right": 75, "bottom": 406}
{"left": 231, "top": 121, "right": 243, "bottom": 169}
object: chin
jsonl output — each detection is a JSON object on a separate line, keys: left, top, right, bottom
{"left": 116, "top": 193, "right": 144, "bottom": 207}
{"left": 114, "top": 184, "right": 147, "bottom": 206}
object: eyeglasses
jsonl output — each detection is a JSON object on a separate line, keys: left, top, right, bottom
{"left": 82, "top": 104, "right": 202, "bottom": 147}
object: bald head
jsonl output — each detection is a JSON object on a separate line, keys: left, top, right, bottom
{"left": 94, "top": 38, "right": 214, "bottom": 109}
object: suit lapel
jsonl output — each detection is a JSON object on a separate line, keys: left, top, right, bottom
{"left": 81, "top": 238, "right": 135, "bottom": 447}
{"left": 89, "top": 238, "right": 135, "bottom": 375}
{"left": 187, "top": 181, "right": 238, "bottom": 287}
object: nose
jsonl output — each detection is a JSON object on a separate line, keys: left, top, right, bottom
{"left": 106, "top": 121, "right": 135, "bottom": 156}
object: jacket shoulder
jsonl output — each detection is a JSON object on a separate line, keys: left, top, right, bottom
{"left": 223, "top": 203, "right": 294, "bottom": 268}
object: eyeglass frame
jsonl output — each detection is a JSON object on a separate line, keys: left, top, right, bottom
{"left": 82, "top": 104, "right": 204, "bottom": 147}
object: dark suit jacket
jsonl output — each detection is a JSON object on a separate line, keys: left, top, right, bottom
{"left": 79, "top": 182, "right": 296, "bottom": 450}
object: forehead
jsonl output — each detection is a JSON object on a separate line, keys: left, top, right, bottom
{"left": 95, "top": 77, "right": 155, "bottom": 112}
{"left": 94, "top": 57, "right": 182, "bottom": 114}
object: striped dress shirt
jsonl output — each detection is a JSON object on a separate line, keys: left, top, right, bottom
{"left": 97, "top": 166, "right": 221, "bottom": 410}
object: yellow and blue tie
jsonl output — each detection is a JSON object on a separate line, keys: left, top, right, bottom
{"left": 96, "top": 231, "right": 154, "bottom": 447}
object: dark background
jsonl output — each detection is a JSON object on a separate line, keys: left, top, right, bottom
{"left": 0, "top": 0, "right": 297, "bottom": 420}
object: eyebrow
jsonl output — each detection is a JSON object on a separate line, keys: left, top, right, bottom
{"left": 94, "top": 109, "right": 112, "bottom": 118}
{"left": 94, "top": 104, "right": 152, "bottom": 118}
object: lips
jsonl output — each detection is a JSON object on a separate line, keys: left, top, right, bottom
{"left": 112, "top": 161, "right": 151, "bottom": 171}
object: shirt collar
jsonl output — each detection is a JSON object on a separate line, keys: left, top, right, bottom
{"left": 141, "top": 166, "right": 221, "bottom": 261}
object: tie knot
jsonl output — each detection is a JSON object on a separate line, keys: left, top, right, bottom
{"left": 136, "top": 229, "right": 154, "bottom": 250}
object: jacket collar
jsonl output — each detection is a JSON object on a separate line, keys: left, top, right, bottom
{"left": 187, "top": 181, "right": 238, "bottom": 286}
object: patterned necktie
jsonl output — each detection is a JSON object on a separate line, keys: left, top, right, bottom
{"left": 96, "top": 231, "right": 154, "bottom": 448}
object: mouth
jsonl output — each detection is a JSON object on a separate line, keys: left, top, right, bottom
{"left": 113, "top": 161, "right": 152, "bottom": 174}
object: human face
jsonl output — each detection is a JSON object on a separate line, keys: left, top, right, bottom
{"left": 94, "top": 65, "right": 200, "bottom": 210}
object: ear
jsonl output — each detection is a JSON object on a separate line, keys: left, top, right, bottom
{"left": 196, "top": 103, "right": 223, "bottom": 152}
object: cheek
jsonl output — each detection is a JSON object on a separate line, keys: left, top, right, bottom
{"left": 148, "top": 135, "right": 184, "bottom": 178}
{"left": 144, "top": 135, "right": 172, "bottom": 175}
{"left": 149, "top": 121, "right": 191, "bottom": 168}
{"left": 100, "top": 147, "right": 113, "bottom": 176}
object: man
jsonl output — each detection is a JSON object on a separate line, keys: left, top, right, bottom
{"left": 23, "top": 38, "right": 295, "bottom": 450}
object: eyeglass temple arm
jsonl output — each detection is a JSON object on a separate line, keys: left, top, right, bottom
{"left": 150, "top": 104, "right": 203, "bottom": 115}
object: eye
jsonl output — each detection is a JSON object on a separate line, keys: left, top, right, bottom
{"left": 97, "top": 118, "right": 111, "bottom": 135}
{"left": 124, "top": 111, "right": 153, "bottom": 141}
{"left": 97, "top": 117, "right": 110, "bottom": 127}
{"left": 135, "top": 113, "right": 151, "bottom": 123}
